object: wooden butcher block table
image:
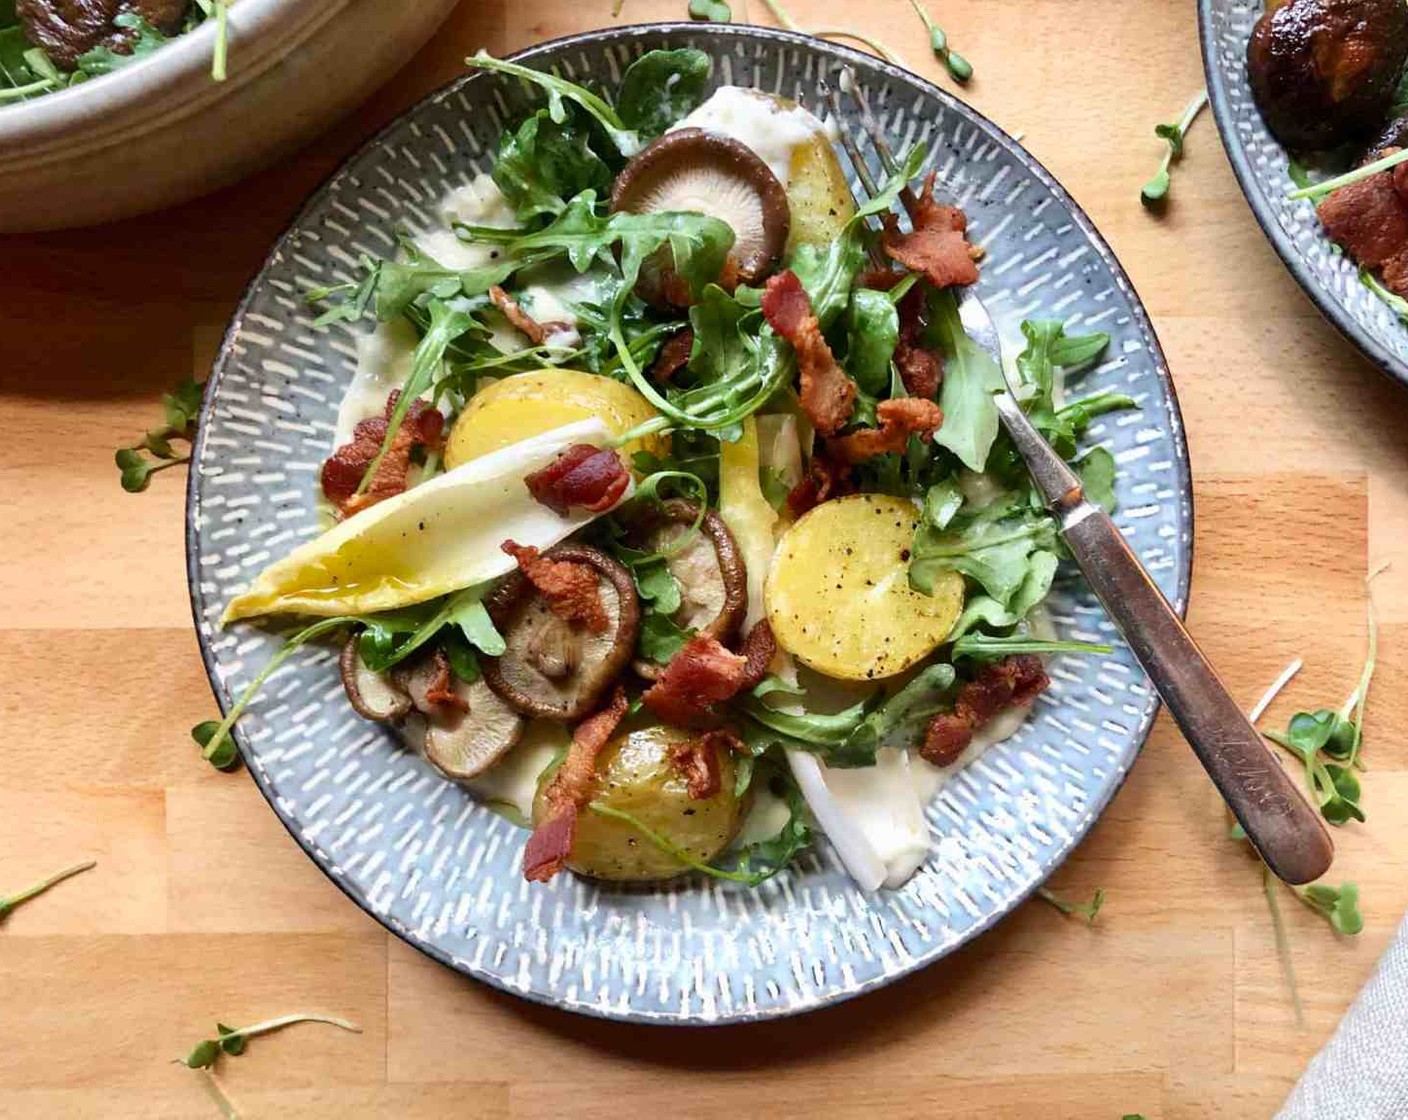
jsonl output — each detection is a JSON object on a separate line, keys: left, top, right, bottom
{"left": 1, "top": 1, "right": 1405, "bottom": 1116}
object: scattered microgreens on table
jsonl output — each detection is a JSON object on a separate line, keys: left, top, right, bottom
{"left": 176, "top": 1014, "right": 361, "bottom": 1120}
{"left": 0, "top": 860, "right": 96, "bottom": 921}
{"left": 1036, "top": 886, "right": 1105, "bottom": 925}
{"left": 1141, "top": 89, "right": 1207, "bottom": 207}
{"left": 905, "top": 0, "right": 971, "bottom": 83}
{"left": 114, "top": 376, "right": 206, "bottom": 493}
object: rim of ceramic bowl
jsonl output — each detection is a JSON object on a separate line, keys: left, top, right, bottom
{"left": 185, "top": 21, "right": 1195, "bottom": 1024}
{"left": 0, "top": 0, "right": 334, "bottom": 148}
{"left": 1197, "top": 0, "right": 1408, "bottom": 390}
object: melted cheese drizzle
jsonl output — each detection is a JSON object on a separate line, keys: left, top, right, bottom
{"left": 672, "top": 86, "right": 830, "bottom": 188}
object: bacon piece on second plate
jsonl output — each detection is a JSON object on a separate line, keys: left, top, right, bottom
{"left": 761, "top": 270, "right": 857, "bottom": 436}
{"left": 424, "top": 648, "right": 471, "bottom": 712}
{"left": 320, "top": 392, "right": 445, "bottom": 517}
{"left": 501, "top": 541, "right": 609, "bottom": 633}
{"left": 1318, "top": 156, "right": 1408, "bottom": 295}
{"left": 921, "top": 654, "right": 1050, "bottom": 767}
{"left": 522, "top": 686, "right": 630, "bottom": 882}
{"left": 643, "top": 634, "right": 750, "bottom": 728}
{"left": 648, "top": 327, "right": 695, "bottom": 384}
{"left": 785, "top": 448, "right": 854, "bottom": 519}
{"left": 829, "top": 398, "right": 945, "bottom": 464}
{"left": 882, "top": 173, "right": 981, "bottom": 291}
{"left": 524, "top": 444, "right": 631, "bottom": 516}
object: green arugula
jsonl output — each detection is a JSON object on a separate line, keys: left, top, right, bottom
{"left": 1074, "top": 445, "right": 1118, "bottom": 514}
{"left": 115, "top": 376, "right": 206, "bottom": 492}
{"left": 74, "top": 12, "right": 171, "bottom": 75}
{"left": 492, "top": 107, "right": 613, "bottom": 220}
{"left": 945, "top": 549, "right": 1058, "bottom": 642}
{"left": 616, "top": 49, "right": 712, "bottom": 142}
{"left": 466, "top": 51, "right": 641, "bottom": 158}
{"left": 1035, "top": 885, "right": 1105, "bottom": 925}
{"left": 1141, "top": 89, "right": 1208, "bottom": 206}
{"left": 0, "top": 860, "right": 96, "bottom": 921}
{"left": 952, "top": 634, "right": 1112, "bottom": 660}
{"left": 825, "top": 664, "right": 957, "bottom": 767}
{"left": 927, "top": 288, "right": 1006, "bottom": 471}
{"left": 910, "top": 496, "right": 1059, "bottom": 606}
{"left": 357, "top": 584, "right": 504, "bottom": 674}
{"left": 845, "top": 288, "right": 901, "bottom": 401}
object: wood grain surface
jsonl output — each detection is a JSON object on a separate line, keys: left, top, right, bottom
{"left": 2, "top": 1, "right": 1405, "bottom": 1117}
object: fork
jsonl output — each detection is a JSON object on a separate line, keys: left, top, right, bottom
{"left": 831, "top": 71, "right": 1334, "bottom": 886}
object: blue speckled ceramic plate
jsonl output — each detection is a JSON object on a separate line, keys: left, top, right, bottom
{"left": 1200, "top": 0, "right": 1408, "bottom": 387}
{"left": 187, "top": 23, "right": 1193, "bottom": 1024}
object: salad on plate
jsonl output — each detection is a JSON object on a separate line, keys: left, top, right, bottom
{"left": 206, "top": 47, "right": 1132, "bottom": 893}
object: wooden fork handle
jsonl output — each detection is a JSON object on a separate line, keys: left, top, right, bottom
{"left": 1060, "top": 502, "right": 1334, "bottom": 885}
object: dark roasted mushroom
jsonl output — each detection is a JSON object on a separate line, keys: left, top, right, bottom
{"left": 339, "top": 636, "right": 413, "bottom": 722}
{"left": 16, "top": 0, "right": 188, "bottom": 71}
{"left": 394, "top": 655, "right": 525, "bottom": 781}
{"left": 610, "top": 128, "right": 790, "bottom": 306}
{"left": 623, "top": 499, "right": 747, "bottom": 678}
{"left": 1247, "top": 0, "right": 1408, "bottom": 151}
{"left": 482, "top": 543, "right": 640, "bottom": 720}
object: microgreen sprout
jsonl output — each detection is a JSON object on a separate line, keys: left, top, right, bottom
{"left": 1287, "top": 146, "right": 1408, "bottom": 203}
{"left": 0, "top": 860, "right": 96, "bottom": 921}
{"left": 1035, "top": 886, "right": 1104, "bottom": 925}
{"left": 178, "top": 1013, "right": 361, "bottom": 1070}
{"left": 1141, "top": 90, "right": 1208, "bottom": 207}
{"left": 192, "top": 616, "right": 359, "bottom": 771}
{"left": 756, "top": 0, "right": 905, "bottom": 67}
{"left": 688, "top": 0, "right": 733, "bottom": 20}
{"left": 190, "top": 0, "right": 231, "bottom": 80}
{"left": 905, "top": 0, "right": 971, "bottom": 83}
{"left": 1294, "top": 881, "right": 1363, "bottom": 935}
{"left": 114, "top": 376, "right": 206, "bottom": 492}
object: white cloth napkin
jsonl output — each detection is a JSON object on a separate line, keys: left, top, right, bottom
{"left": 1278, "top": 914, "right": 1408, "bottom": 1119}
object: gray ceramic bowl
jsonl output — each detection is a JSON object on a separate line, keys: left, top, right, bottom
{"left": 187, "top": 23, "right": 1193, "bottom": 1024}
{"left": 1199, "top": 0, "right": 1408, "bottom": 386}
{"left": 0, "top": 0, "right": 458, "bottom": 232}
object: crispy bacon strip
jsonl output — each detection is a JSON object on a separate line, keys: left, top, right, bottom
{"left": 667, "top": 729, "right": 742, "bottom": 801}
{"left": 921, "top": 655, "right": 1049, "bottom": 767}
{"left": 829, "top": 398, "right": 945, "bottom": 465}
{"left": 737, "top": 619, "right": 776, "bottom": 691}
{"left": 882, "top": 173, "right": 980, "bottom": 291}
{"left": 524, "top": 444, "right": 631, "bottom": 516}
{"left": 320, "top": 392, "right": 445, "bottom": 517}
{"left": 643, "top": 634, "right": 749, "bottom": 728}
{"left": 761, "top": 270, "right": 857, "bottom": 436}
{"left": 501, "top": 541, "right": 608, "bottom": 633}
{"left": 523, "top": 687, "right": 630, "bottom": 882}
{"left": 1318, "top": 155, "right": 1408, "bottom": 295}
{"left": 894, "top": 282, "right": 943, "bottom": 399}
{"left": 785, "top": 448, "right": 854, "bottom": 518}
{"left": 423, "top": 648, "right": 470, "bottom": 712}
{"left": 488, "top": 285, "right": 551, "bottom": 346}
{"left": 648, "top": 327, "right": 695, "bottom": 384}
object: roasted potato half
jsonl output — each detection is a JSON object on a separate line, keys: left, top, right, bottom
{"left": 534, "top": 725, "right": 743, "bottom": 882}
{"left": 777, "top": 100, "right": 857, "bottom": 257}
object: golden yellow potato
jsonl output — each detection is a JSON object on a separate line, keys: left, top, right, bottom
{"left": 444, "top": 368, "right": 667, "bottom": 470}
{"left": 783, "top": 114, "right": 856, "bottom": 257}
{"left": 765, "top": 494, "right": 965, "bottom": 681}
{"left": 534, "top": 725, "right": 742, "bottom": 882}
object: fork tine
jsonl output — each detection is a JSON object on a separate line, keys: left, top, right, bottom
{"left": 840, "top": 67, "right": 921, "bottom": 219}
{"left": 824, "top": 77, "right": 889, "bottom": 269}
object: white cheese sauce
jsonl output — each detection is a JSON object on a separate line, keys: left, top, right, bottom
{"left": 333, "top": 318, "right": 419, "bottom": 446}
{"left": 410, "top": 173, "right": 518, "bottom": 271}
{"left": 672, "top": 86, "right": 828, "bottom": 188}
{"left": 464, "top": 719, "right": 567, "bottom": 824}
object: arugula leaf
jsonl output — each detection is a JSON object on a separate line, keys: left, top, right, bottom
{"left": 1074, "top": 445, "right": 1118, "bottom": 514}
{"left": 491, "top": 108, "right": 613, "bottom": 220}
{"left": 616, "top": 49, "right": 711, "bottom": 141}
{"left": 74, "top": 12, "right": 171, "bottom": 75}
{"left": 953, "top": 634, "right": 1112, "bottom": 660}
{"left": 638, "top": 612, "right": 693, "bottom": 664}
{"left": 826, "top": 664, "right": 957, "bottom": 767}
{"left": 741, "top": 691, "right": 876, "bottom": 746}
{"left": 358, "top": 584, "right": 503, "bottom": 672}
{"left": 928, "top": 288, "right": 1005, "bottom": 471}
{"left": 466, "top": 51, "right": 641, "bottom": 157}
{"left": 910, "top": 497, "right": 1059, "bottom": 606}
{"left": 846, "top": 288, "right": 900, "bottom": 399}
{"left": 686, "top": 283, "right": 753, "bottom": 387}
{"left": 356, "top": 299, "right": 474, "bottom": 495}
{"left": 0, "top": 860, "right": 96, "bottom": 921}
{"left": 635, "top": 561, "right": 683, "bottom": 615}
{"left": 946, "top": 549, "right": 1058, "bottom": 642}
